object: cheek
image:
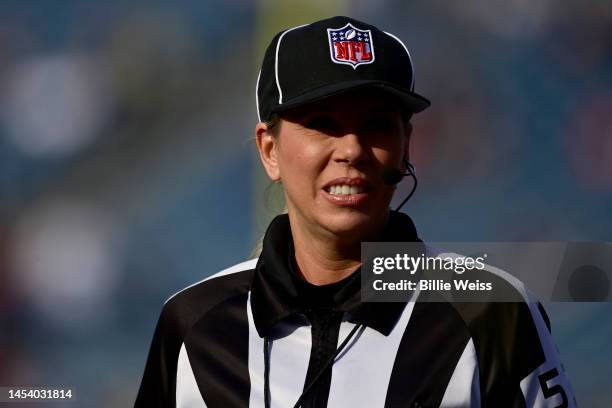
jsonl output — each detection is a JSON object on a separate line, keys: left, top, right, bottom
{"left": 277, "top": 138, "right": 329, "bottom": 189}
{"left": 370, "top": 130, "right": 407, "bottom": 167}
{"left": 372, "top": 144, "right": 404, "bottom": 168}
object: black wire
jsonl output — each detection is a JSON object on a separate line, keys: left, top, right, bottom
{"left": 395, "top": 171, "right": 417, "bottom": 212}
{"left": 264, "top": 336, "right": 271, "bottom": 408}
{"left": 292, "top": 323, "right": 363, "bottom": 408}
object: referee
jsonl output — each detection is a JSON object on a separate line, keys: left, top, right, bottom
{"left": 135, "top": 16, "right": 576, "bottom": 408}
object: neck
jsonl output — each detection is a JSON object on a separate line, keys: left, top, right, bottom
{"left": 288, "top": 211, "right": 388, "bottom": 286}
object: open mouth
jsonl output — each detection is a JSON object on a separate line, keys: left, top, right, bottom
{"left": 322, "top": 178, "right": 373, "bottom": 206}
{"left": 324, "top": 184, "right": 369, "bottom": 196}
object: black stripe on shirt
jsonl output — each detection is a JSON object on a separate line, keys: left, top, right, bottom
{"left": 454, "top": 300, "right": 546, "bottom": 407}
{"left": 385, "top": 301, "right": 471, "bottom": 408}
{"left": 134, "top": 269, "right": 254, "bottom": 408}
{"left": 185, "top": 293, "right": 251, "bottom": 408}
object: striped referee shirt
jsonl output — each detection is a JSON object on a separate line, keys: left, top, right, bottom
{"left": 134, "top": 211, "right": 576, "bottom": 408}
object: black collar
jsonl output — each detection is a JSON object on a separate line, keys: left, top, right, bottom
{"left": 250, "top": 210, "right": 423, "bottom": 338}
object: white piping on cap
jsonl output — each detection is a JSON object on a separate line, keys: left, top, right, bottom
{"left": 255, "top": 69, "right": 262, "bottom": 122}
{"left": 275, "top": 24, "right": 309, "bottom": 104}
{"left": 384, "top": 31, "right": 415, "bottom": 91}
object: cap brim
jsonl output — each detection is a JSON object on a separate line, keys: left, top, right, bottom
{"left": 270, "top": 80, "right": 430, "bottom": 117}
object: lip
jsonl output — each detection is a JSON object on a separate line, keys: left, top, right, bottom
{"left": 322, "top": 177, "right": 372, "bottom": 207}
{"left": 323, "top": 177, "right": 371, "bottom": 190}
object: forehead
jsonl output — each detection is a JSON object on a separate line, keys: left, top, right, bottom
{"left": 283, "top": 89, "right": 404, "bottom": 117}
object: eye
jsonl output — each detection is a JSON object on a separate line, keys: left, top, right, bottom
{"left": 361, "top": 115, "right": 396, "bottom": 134}
{"left": 303, "top": 115, "right": 340, "bottom": 133}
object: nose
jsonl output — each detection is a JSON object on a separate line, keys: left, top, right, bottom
{"left": 333, "top": 132, "right": 369, "bottom": 165}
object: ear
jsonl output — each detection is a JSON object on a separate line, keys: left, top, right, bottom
{"left": 255, "top": 122, "right": 281, "bottom": 182}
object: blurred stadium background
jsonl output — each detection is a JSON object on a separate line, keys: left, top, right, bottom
{"left": 0, "top": 0, "right": 611, "bottom": 406}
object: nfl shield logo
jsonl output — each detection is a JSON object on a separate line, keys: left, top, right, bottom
{"left": 327, "top": 23, "right": 375, "bottom": 69}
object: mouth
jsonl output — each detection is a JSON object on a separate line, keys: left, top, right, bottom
{"left": 322, "top": 178, "right": 372, "bottom": 206}
{"left": 323, "top": 177, "right": 371, "bottom": 194}
{"left": 324, "top": 184, "right": 369, "bottom": 195}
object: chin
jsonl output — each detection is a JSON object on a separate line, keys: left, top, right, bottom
{"left": 318, "top": 209, "right": 385, "bottom": 240}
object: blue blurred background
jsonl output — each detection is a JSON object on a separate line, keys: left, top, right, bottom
{"left": 0, "top": 0, "right": 610, "bottom": 406}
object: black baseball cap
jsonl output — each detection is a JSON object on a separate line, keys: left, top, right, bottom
{"left": 256, "top": 16, "right": 430, "bottom": 122}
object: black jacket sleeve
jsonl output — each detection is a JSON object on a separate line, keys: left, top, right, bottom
{"left": 134, "top": 302, "right": 184, "bottom": 408}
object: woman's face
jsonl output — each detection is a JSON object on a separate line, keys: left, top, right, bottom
{"left": 256, "top": 90, "right": 411, "bottom": 242}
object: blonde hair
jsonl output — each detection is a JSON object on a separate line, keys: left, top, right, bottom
{"left": 250, "top": 201, "right": 287, "bottom": 258}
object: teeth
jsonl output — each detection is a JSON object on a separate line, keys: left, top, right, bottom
{"left": 327, "top": 184, "right": 366, "bottom": 195}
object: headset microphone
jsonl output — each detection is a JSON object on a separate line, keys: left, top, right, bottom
{"left": 382, "top": 160, "right": 417, "bottom": 211}
{"left": 382, "top": 168, "right": 405, "bottom": 185}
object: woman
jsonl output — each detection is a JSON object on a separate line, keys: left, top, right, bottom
{"left": 135, "top": 16, "right": 575, "bottom": 408}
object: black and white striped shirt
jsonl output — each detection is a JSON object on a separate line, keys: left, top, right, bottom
{"left": 135, "top": 211, "right": 576, "bottom": 407}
